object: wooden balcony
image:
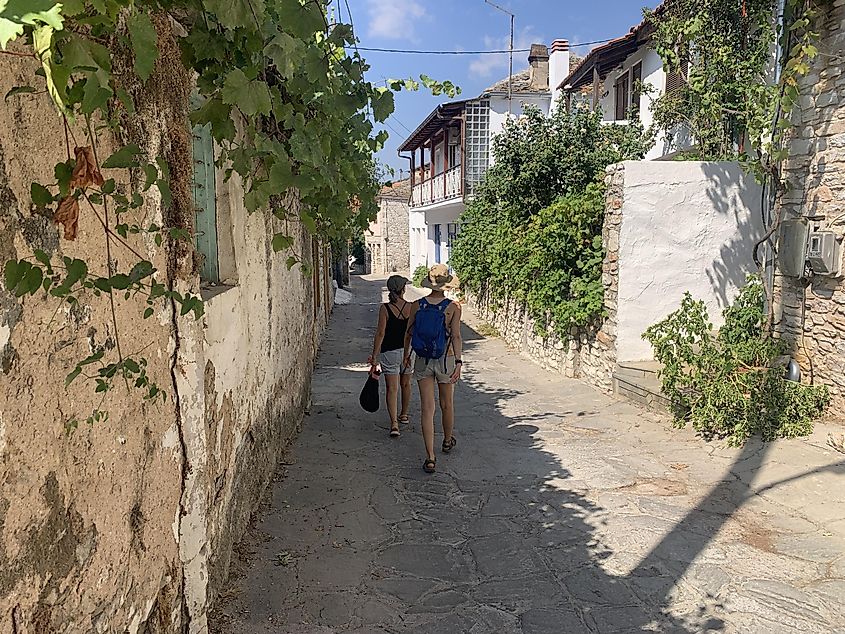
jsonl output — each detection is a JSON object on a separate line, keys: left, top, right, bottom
{"left": 410, "top": 165, "right": 463, "bottom": 208}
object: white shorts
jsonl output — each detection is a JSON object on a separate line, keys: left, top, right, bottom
{"left": 380, "top": 349, "right": 413, "bottom": 376}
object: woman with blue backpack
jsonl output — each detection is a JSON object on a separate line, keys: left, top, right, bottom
{"left": 403, "top": 264, "right": 463, "bottom": 473}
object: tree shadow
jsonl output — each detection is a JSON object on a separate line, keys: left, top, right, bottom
{"left": 698, "top": 161, "right": 765, "bottom": 310}
{"left": 211, "top": 277, "right": 832, "bottom": 634}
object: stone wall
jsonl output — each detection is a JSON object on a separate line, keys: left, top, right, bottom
{"left": 383, "top": 197, "right": 410, "bottom": 273}
{"left": 0, "top": 19, "right": 331, "bottom": 634}
{"left": 774, "top": 0, "right": 845, "bottom": 410}
{"left": 465, "top": 166, "right": 622, "bottom": 394}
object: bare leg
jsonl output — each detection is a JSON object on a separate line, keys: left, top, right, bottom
{"left": 418, "top": 377, "right": 437, "bottom": 461}
{"left": 385, "top": 375, "right": 399, "bottom": 430}
{"left": 438, "top": 382, "right": 454, "bottom": 443}
{"left": 400, "top": 373, "right": 412, "bottom": 420}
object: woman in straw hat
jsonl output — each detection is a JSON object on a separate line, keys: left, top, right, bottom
{"left": 369, "top": 274, "right": 414, "bottom": 437}
{"left": 403, "top": 264, "right": 463, "bottom": 473}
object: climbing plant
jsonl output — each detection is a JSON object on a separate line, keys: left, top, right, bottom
{"left": 643, "top": 276, "right": 829, "bottom": 445}
{"left": 451, "top": 107, "right": 651, "bottom": 336}
{"left": 646, "top": 0, "right": 827, "bottom": 180}
{"left": 0, "top": 0, "right": 458, "bottom": 419}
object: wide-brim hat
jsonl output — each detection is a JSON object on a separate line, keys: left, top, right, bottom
{"left": 421, "top": 264, "right": 459, "bottom": 290}
{"left": 386, "top": 274, "right": 409, "bottom": 293}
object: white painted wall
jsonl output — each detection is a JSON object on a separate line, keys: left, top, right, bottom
{"left": 616, "top": 160, "right": 763, "bottom": 362}
{"left": 409, "top": 208, "right": 427, "bottom": 271}
{"left": 598, "top": 47, "right": 693, "bottom": 160}
{"left": 488, "top": 94, "right": 552, "bottom": 167}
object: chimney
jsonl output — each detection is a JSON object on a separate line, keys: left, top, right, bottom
{"left": 549, "top": 39, "right": 571, "bottom": 109}
{"left": 528, "top": 43, "right": 550, "bottom": 91}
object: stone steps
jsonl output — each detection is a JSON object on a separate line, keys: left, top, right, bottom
{"left": 612, "top": 361, "right": 671, "bottom": 413}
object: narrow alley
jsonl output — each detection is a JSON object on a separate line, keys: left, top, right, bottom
{"left": 211, "top": 276, "right": 845, "bottom": 634}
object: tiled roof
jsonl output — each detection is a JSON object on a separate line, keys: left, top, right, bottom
{"left": 378, "top": 177, "right": 411, "bottom": 201}
{"left": 484, "top": 68, "right": 546, "bottom": 95}
{"left": 484, "top": 53, "right": 583, "bottom": 95}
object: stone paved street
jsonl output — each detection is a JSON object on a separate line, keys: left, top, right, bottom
{"left": 211, "top": 275, "right": 845, "bottom": 634}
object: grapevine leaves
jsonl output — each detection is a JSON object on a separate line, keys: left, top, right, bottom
{"left": 0, "top": 0, "right": 63, "bottom": 49}
{"left": 222, "top": 69, "right": 271, "bottom": 116}
{"left": 127, "top": 11, "right": 158, "bottom": 81}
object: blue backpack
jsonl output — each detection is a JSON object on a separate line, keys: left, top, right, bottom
{"left": 411, "top": 299, "right": 451, "bottom": 359}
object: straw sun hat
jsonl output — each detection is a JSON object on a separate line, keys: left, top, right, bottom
{"left": 421, "top": 263, "right": 459, "bottom": 291}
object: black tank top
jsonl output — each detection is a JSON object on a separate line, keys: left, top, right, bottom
{"left": 381, "top": 302, "right": 408, "bottom": 352}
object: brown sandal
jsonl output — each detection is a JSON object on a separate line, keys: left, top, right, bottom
{"left": 423, "top": 458, "right": 436, "bottom": 473}
{"left": 389, "top": 423, "right": 400, "bottom": 438}
{"left": 442, "top": 436, "right": 457, "bottom": 453}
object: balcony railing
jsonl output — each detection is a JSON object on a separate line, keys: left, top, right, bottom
{"left": 411, "top": 165, "right": 463, "bottom": 208}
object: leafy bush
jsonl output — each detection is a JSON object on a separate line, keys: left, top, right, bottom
{"left": 642, "top": 277, "right": 829, "bottom": 446}
{"left": 451, "top": 107, "right": 650, "bottom": 336}
{"left": 412, "top": 265, "right": 429, "bottom": 288}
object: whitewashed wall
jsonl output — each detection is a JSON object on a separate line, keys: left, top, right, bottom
{"left": 616, "top": 160, "right": 763, "bottom": 362}
{"left": 409, "top": 208, "right": 427, "bottom": 271}
{"left": 488, "top": 94, "right": 552, "bottom": 168}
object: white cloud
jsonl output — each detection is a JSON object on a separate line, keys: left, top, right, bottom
{"left": 366, "top": 0, "right": 427, "bottom": 42}
{"left": 469, "top": 26, "right": 545, "bottom": 78}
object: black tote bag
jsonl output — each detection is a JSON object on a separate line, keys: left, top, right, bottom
{"left": 359, "top": 369, "right": 380, "bottom": 413}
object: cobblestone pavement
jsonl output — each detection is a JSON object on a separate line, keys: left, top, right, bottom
{"left": 212, "top": 276, "right": 845, "bottom": 634}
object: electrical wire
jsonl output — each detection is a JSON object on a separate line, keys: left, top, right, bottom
{"left": 356, "top": 38, "right": 613, "bottom": 55}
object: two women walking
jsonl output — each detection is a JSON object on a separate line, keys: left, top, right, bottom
{"left": 369, "top": 264, "right": 462, "bottom": 473}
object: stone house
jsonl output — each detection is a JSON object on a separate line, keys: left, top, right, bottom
{"left": 774, "top": 0, "right": 845, "bottom": 411}
{"left": 365, "top": 178, "right": 411, "bottom": 275}
{"left": 0, "top": 18, "right": 332, "bottom": 634}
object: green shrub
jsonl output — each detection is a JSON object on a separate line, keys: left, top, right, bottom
{"left": 642, "top": 277, "right": 829, "bottom": 446}
{"left": 412, "top": 265, "right": 428, "bottom": 288}
{"left": 451, "top": 107, "right": 650, "bottom": 337}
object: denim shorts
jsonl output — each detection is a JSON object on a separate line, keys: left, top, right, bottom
{"left": 414, "top": 354, "right": 457, "bottom": 384}
{"left": 380, "top": 349, "right": 413, "bottom": 375}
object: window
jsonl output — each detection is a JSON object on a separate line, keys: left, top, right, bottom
{"left": 192, "top": 122, "right": 219, "bottom": 282}
{"left": 666, "top": 58, "right": 689, "bottom": 95}
{"left": 631, "top": 62, "right": 642, "bottom": 120}
{"left": 614, "top": 72, "right": 630, "bottom": 121}
{"left": 433, "top": 224, "right": 442, "bottom": 263}
{"left": 464, "top": 99, "right": 490, "bottom": 198}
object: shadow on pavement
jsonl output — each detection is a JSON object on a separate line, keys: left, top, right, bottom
{"left": 210, "top": 276, "right": 834, "bottom": 633}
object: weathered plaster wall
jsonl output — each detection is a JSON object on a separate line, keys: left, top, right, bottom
{"left": 774, "top": 0, "right": 845, "bottom": 411}
{"left": 616, "top": 160, "right": 763, "bottom": 361}
{"left": 0, "top": 28, "right": 186, "bottom": 633}
{"left": 0, "top": 18, "right": 332, "bottom": 634}
{"left": 198, "top": 179, "right": 331, "bottom": 620}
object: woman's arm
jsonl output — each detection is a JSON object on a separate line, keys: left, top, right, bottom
{"left": 449, "top": 303, "right": 463, "bottom": 383}
{"left": 370, "top": 305, "right": 387, "bottom": 366}
{"left": 403, "top": 302, "right": 418, "bottom": 366}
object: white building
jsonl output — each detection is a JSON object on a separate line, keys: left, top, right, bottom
{"left": 400, "top": 41, "right": 572, "bottom": 271}
{"left": 558, "top": 11, "right": 690, "bottom": 160}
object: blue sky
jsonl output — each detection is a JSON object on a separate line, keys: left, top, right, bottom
{"left": 341, "top": 0, "right": 662, "bottom": 177}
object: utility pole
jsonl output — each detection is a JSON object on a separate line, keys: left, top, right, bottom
{"left": 484, "top": 0, "right": 514, "bottom": 117}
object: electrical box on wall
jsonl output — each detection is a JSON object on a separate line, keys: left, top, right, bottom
{"left": 807, "top": 230, "right": 842, "bottom": 276}
{"left": 779, "top": 219, "right": 809, "bottom": 277}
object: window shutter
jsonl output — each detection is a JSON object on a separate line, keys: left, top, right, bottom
{"left": 614, "top": 72, "right": 630, "bottom": 121}
{"left": 631, "top": 62, "right": 642, "bottom": 119}
{"left": 666, "top": 58, "right": 688, "bottom": 95}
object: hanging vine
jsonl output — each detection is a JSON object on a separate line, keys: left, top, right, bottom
{"left": 0, "top": 0, "right": 459, "bottom": 421}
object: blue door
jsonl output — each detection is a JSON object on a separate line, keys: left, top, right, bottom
{"left": 434, "top": 224, "right": 442, "bottom": 263}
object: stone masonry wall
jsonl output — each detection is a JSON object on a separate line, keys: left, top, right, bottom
{"left": 383, "top": 197, "right": 410, "bottom": 273}
{"left": 465, "top": 165, "right": 623, "bottom": 394}
{"left": 774, "top": 0, "right": 845, "bottom": 411}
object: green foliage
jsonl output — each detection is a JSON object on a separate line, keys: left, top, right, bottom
{"left": 451, "top": 108, "right": 650, "bottom": 336}
{"left": 412, "top": 265, "right": 428, "bottom": 288}
{"left": 643, "top": 277, "right": 829, "bottom": 446}
{"left": 0, "top": 0, "right": 457, "bottom": 421}
{"left": 647, "top": 0, "right": 823, "bottom": 177}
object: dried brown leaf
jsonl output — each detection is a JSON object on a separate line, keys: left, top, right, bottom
{"left": 53, "top": 196, "right": 80, "bottom": 240}
{"left": 70, "top": 146, "right": 104, "bottom": 189}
